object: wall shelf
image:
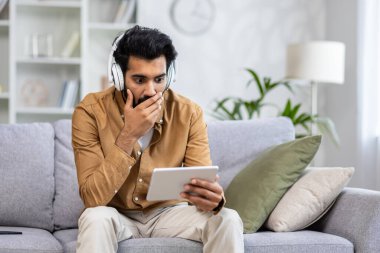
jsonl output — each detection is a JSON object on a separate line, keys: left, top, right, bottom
{"left": 1, "top": 0, "right": 138, "bottom": 123}
{"left": 15, "top": 0, "right": 81, "bottom": 8}
{"left": 0, "top": 20, "right": 9, "bottom": 27}
{"left": 16, "top": 107, "right": 74, "bottom": 115}
{"left": 17, "top": 57, "right": 81, "bottom": 65}
{"left": 0, "top": 93, "right": 9, "bottom": 99}
{"left": 88, "top": 22, "right": 136, "bottom": 31}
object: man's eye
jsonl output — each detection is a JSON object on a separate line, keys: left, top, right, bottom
{"left": 135, "top": 78, "right": 144, "bottom": 84}
{"left": 156, "top": 77, "right": 165, "bottom": 83}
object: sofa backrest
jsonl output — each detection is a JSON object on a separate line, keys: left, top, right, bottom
{"left": 53, "top": 120, "right": 84, "bottom": 231}
{"left": 207, "top": 117, "right": 295, "bottom": 189}
{"left": 52, "top": 117, "right": 295, "bottom": 230}
{"left": 0, "top": 123, "right": 55, "bottom": 232}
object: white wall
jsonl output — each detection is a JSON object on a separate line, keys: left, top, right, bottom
{"left": 138, "top": 0, "right": 326, "bottom": 121}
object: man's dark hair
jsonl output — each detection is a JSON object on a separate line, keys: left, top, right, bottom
{"left": 113, "top": 25, "right": 178, "bottom": 75}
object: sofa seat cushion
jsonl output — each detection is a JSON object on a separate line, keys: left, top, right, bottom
{"left": 0, "top": 226, "right": 62, "bottom": 253}
{"left": 54, "top": 229, "right": 352, "bottom": 253}
{"left": 244, "top": 230, "right": 353, "bottom": 253}
{"left": 54, "top": 229, "right": 202, "bottom": 253}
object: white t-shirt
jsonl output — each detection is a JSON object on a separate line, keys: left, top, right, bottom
{"left": 138, "top": 128, "right": 154, "bottom": 151}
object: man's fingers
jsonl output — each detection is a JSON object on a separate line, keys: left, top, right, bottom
{"left": 125, "top": 89, "right": 134, "bottom": 109}
{"left": 183, "top": 184, "right": 221, "bottom": 203}
{"left": 180, "top": 192, "right": 216, "bottom": 211}
{"left": 143, "top": 97, "right": 163, "bottom": 115}
{"left": 137, "top": 92, "right": 163, "bottom": 109}
{"left": 190, "top": 179, "right": 223, "bottom": 195}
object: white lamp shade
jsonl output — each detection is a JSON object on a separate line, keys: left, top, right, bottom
{"left": 286, "top": 41, "right": 346, "bottom": 84}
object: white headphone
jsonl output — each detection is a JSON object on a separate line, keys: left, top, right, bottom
{"left": 108, "top": 32, "right": 176, "bottom": 94}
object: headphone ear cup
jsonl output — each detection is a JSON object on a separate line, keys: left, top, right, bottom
{"left": 111, "top": 64, "right": 124, "bottom": 91}
{"left": 166, "top": 62, "right": 176, "bottom": 89}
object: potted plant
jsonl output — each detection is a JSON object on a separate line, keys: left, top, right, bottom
{"left": 211, "top": 68, "right": 340, "bottom": 146}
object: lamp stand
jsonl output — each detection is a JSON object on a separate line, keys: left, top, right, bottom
{"left": 311, "top": 81, "right": 318, "bottom": 136}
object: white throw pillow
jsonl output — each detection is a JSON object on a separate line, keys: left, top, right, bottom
{"left": 265, "top": 167, "right": 355, "bottom": 232}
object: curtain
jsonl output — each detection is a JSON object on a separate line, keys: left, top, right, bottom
{"left": 357, "top": 0, "right": 380, "bottom": 190}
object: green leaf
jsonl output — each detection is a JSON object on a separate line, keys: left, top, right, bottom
{"left": 213, "top": 97, "right": 236, "bottom": 120}
{"left": 281, "top": 99, "right": 292, "bottom": 117}
{"left": 245, "top": 68, "right": 264, "bottom": 98}
{"left": 263, "top": 77, "right": 271, "bottom": 92}
{"left": 294, "top": 113, "right": 312, "bottom": 125}
{"left": 300, "top": 122, "right": 311, "bottom": 133}
{"left": 290, "top": 103, "right": 301, "bottom": 120}
{"left": 232, "top": 100, "right": 243, "bottom": 120}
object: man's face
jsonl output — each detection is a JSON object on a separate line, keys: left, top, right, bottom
{"left": 124, "top": 55, "right": 167, "bottom": 107}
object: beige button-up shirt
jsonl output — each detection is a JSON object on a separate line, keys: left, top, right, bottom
{"left": 72, "top": 87, "right": 217, "bottom": 215}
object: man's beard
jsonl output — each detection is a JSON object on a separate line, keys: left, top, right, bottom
{"left": 133, "top": 95, "right": 153, "bottom": 108}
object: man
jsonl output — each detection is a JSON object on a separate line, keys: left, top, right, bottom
{"left": 72, "top": 25, "right": 244, "bottom": 253}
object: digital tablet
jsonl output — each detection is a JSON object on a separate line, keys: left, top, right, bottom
{"left": 146, "top": 166, "right": 219, "bottom": 201}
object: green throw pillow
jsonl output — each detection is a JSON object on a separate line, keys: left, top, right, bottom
{"left": 225, "top": 135, "right": 322, "bottom": 233}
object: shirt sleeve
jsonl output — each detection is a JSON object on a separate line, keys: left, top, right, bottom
{"left": 72, "top": 105, "right": 136, "bottom": 208}
{"left": 183, "top": 105, "right": 212, "bottom": 167}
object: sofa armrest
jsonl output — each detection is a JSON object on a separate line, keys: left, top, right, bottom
{"left": 312, "top": 187, "right": 380, "bottom": 253}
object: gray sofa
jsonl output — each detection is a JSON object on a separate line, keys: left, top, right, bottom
{"left": 0, "top": 117, "right": 379, "bottom": 253}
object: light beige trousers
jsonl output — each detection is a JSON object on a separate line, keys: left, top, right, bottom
{"left": 76, "top": 203, "right": 244, "bottom": 253}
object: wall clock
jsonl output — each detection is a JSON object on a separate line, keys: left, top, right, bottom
{"left": 170, "top": 0, "right": 216, "bottom": 35}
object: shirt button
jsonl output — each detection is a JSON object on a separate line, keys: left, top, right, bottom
{"left": 137, "top": 151, "right": 142, "bottom": 156}
{"left": 138, "top": 178, "right": 143, "bottom": 183}
{"left": 134, "top": 196, "right": 139, "bottom": 201}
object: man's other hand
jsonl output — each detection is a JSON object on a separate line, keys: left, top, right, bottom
{"left": 180, "top": 175, "right": 223, "bottom": 212}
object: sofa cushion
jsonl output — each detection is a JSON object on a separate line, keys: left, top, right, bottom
{"left": 225, "top": 135, "right": 321, "bottom": 233}
{"left": 266, "top": 167, "right": 355, "bottom": 232}
{"left": 0, "top": 226, "right": 62, "bottom": 253}
{"left": 54, "top": 229, "right": 202, "bottom": 253}
{"left": 53, "top": 229, "right": 352, "bottom": 253}
{"left": 244, "top": 230, "right": 353, "bottom": 253}
{"left": 53, "top": 120, "right": 84, "bottom": 231}
{"left": 0, "top": 123, "right": 55, "bottom": 232}
{"left": 207, "top": 117, "right": 295, "bottom": 189}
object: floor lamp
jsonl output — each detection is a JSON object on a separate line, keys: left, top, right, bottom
{"left": 285, "top": 41, "right": 346, "bottom": 135}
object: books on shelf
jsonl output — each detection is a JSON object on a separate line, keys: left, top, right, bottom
{"left": 58, "top": 80, "right": 79, "bottom": 109}
{"left": 61, "top": 31, "right": 80, "bottom": 58}
{"left": 113, "top": 0, "right": 136, "bottom": 23}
